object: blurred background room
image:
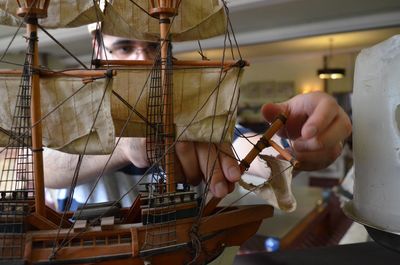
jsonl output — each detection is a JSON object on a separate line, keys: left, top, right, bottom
{"left": 1, "top": 0, "right": 400, "bottom": 264}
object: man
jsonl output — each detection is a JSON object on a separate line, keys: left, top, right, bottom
{"left": 44, "top": 30, "right": 351, "bottom": 210}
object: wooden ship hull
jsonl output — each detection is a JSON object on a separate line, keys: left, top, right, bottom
{"left": 16, "top": 204, "right": 273, "bottom": 265}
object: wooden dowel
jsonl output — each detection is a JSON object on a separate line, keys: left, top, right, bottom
{"left": 0, "top": 69, "right": 22, "bottom": 75}
{"left": 268, "top": 139, "right": 299, "bottom": 168}
{"left": 44, "top": 69, "right": 116, "bottom": 78}
{"left": 239, "top": 113, "right": 287, "bottom": 172}
{"left": 0, "top": 69, "right": 115, "bottom": 78}
{"left": 92, "top": 59, "right": 249, "bottom": 68}
{"left": 28, "top": 22, "right": 45, "bottom": 217}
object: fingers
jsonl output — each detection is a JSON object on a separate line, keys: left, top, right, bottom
{"left": 261, "top": 101, "right": 307, "bottom": 139}
{"left": 176, "top": 142, "right": 240, "bottom": 198}
{"left": 195, "top": 143, "right": 228, "bottom": 198}
{"left": 262, "top": 91, "right": 352, "bottom": 171}
{"left": 218, "top": 143, "right": 241, "bottom": 183}
{"left": 175, "top": 141, "right": 239, "bottom": 198}
{"left": 262, "top": 91, "right": 345, "bottom": 141}
{"left": 204, "top": 143, "right": 240, "bottom": 197}
{"left": 175, "top": 142, "right": 202, "bottom": 185}
{"left": 291, "top": 142, "right": 343, "bottom": 171}
{"left": 294, "top": 107, "right": 351, "bottom": 151}
{"left": 261, "top": 102, "right": 287, "bottom": 123}
{"left": 300, "top": 93, "right": 339, "bottom": 139}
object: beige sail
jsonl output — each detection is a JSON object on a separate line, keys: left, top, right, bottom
{"left": 0, "top": 0, "right": 101, "bottom": 27}
{"left": 0, "top": 65, "right": 241, "bottom": 154}
{"left": 102, "top": 0, "right": 226, "bottom": 42}
{"left": 0, "top": 74, "right": 114, "bottom": 154}
{"left": 111, "top": 65, "right": 240, "bottom": 143}
{"left": 240, "top": 155, "right": 297, "bottom": 212}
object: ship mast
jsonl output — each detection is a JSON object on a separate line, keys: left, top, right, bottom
{"left": 16, "top": 0, "right": 49, "bottom": 216}
{"left": 149, "top": 1, "right": 179, "bottom": 193}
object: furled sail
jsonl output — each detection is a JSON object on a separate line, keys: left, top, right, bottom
{"left": 0, "top": 65, "right": 241, "bottom": 154}
{"left": 0, "top": 0, "right": 101, "bottom": 27}
{"left": 102, "top": 0, "right": 227, "bottom": 41}
{"left": 0, "top": 9, "right": 19, "bottom": 25}
{"left": 0, "top": 0, "right": 226, "bottom": 41}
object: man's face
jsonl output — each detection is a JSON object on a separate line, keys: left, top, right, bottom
{"left": 98, "top": 34, "right": 158, "bottom": 60}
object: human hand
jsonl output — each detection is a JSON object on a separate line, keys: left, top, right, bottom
{"left": 261, "top": 91, "right": 352, "bottom": 171}
{"left": 175, "top": 142, "right": 241, "bottom": 198}
{"left": 120, "top": 137, "right": 240, "bottom": 198}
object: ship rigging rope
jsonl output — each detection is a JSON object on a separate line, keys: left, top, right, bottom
{"left": 51, "top": 19, "right": 168, "bottom": 251}
{"left": 0, "top": 0, "right": 293, "bottom": 262}
{"left": 90, "top": 0, "right": 103, "bottom": 67}
{"left": 51, "top": 64, "right": 242, "bottom": 253}
{"left": 52, "top": 79, "right": 123, "bottom": 256}
{"left": 51, "top": 77, "right": 112, "bottom": 257}
{"left": 0, "top": 0, "right": 33, "bottom": 63}
{"left": 193, "top": 0, "right": 244, "bottom": 227}
{"left": 0, "top": 27, "right": 37, "bottom": 260}
{"left": 201, "top": 163, "right": 294, "bottom": 225}
{"left": 128, "top": 0, "right": 152, "bottom": 17}
{"left": 222, "top": 0, "right": 243, "bottom": 60}
{"left": 195, "top": 67, "right": 241, "bottom": 221}
{"left": 50, "top": 60, "right": 161, "bottom": 254}
{"left": 50, "top": 68, "right": 261, "bottom": 256}
{"left": 0, "top": 81, "right": 92, "bottom": 156}
{"left": 37, "top": 24, "right": 88, "bottom": 70}
{"left": 197, "top": 40, "right": 209, "bottom": 61}
{"left": 191, "top": 8, "right": 297, "bottom": 240}
{"left": 32, "top": 1, "right": 284, "bottom": 256}
{"left": 61, "top": 0, "right": 182, "bottom": 221}
{"left": 53, "top": 50, "right": 235, "bottom": 259}
{"left": 0, "top": 22, "right": 24, "bottom": 63}
{"left": 50, "top": 1, "right": 256, "bottom": 254}
{"left": 50, "top": 61, "right": 175, "bottom": 252}
{"left": 61, "top": 56, "right": 161, "bottom": 215}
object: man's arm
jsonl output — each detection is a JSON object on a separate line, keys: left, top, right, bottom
{"left": 44, "top": 137, "right": 148, "bottom": 188}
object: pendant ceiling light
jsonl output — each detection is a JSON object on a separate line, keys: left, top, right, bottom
{"left": 317, "top": 38, "right": 345, "bottom": 80}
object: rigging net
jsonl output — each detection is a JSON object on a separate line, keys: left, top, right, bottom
{"left": 0, "top": 30, "right": 36, "bottom": 261}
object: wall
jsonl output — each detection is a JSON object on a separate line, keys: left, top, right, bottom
{"left": 241, "top": 50, "right": 357, "bottom": 100}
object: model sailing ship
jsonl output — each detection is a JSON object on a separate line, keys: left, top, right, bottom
{"left": 0, "top": 0, "right": 297, "bottom": 264}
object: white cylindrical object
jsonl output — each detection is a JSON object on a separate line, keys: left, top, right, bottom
{"left": 352, "top": 35, "right": 400, "bottom": 233}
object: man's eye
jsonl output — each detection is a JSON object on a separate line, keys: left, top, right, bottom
{"left": 115, "top": 46, "right": 134, "bottom": 55}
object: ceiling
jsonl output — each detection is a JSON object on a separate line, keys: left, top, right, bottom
{"left": 176, "top": 27, "right": 400, "bottom": 61}
{"left": 0, "top": 0, "right": 400, "bottom": 66}
{"left": 175, "top": 0, "right": 400, "bottom": 58}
